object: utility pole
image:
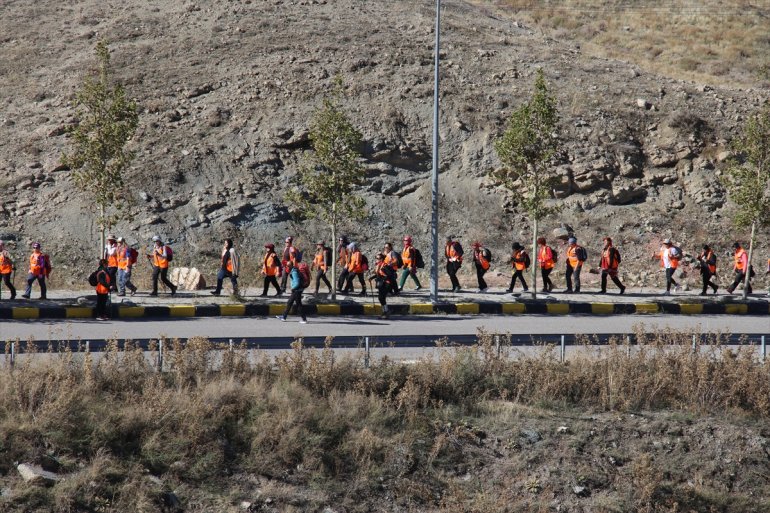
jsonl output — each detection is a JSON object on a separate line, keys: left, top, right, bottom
{"left": 430, "top": 0, "right": 441, "bottom": 304}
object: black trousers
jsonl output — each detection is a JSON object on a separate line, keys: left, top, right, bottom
{"left": 475, "top": 264, "right": 487, "bottom": 290}
{"left": 315, "top": 269, "right": 332, "bottom": 293}
{"left": 151, "top": 266, "right": 175, "bottom": 294}
{"left": 566, "top": 264, "right": 581, "bottom": 292}
{"left": 1, "top": 273, "right": 15, "bottom": 299}
{"left": 344, "top": 272, "right": 366, "bottom": 293}
{"left": 509, "top": 269, "right": 528, "bottom": 291}
{"left": 96, "top": 293, "right": 109, "bottom": 318}
{"left": 446, "top": 261, "right": 461, "bottom": 290}
{"left": 280, "top": 270, "right": 289, "bottom": 292}
{"left": 377, "top": 282, "right": 389, "bottom": 307}
{"left": 107, "top": 266, "right": 118, "bottom": 291}
{"left": 601, "top": 270, "right": 624, "bottom": 292}
{"left": 729, "top": 271, "right": 752, "bottom": 294}
{"left": 263, "top": 275, "right": 281, "bottom": 296}
{"left": 541, "top": 268, "right": 554, "bottom": 292}
{"left": 282, "top": 289, "right": 306, "bottom": 320}
{"left": 337, "top": 268, "right": 350, "bottom": 291}
{"left": 701, "top": 271, "right": 718, "bottom": 294}
{"left": 665, "top": 267, "right": 678, "bottom": 291}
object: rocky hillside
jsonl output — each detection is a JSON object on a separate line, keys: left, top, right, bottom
{"left": 0, "top": 0, "right": 767, "bottom": 285}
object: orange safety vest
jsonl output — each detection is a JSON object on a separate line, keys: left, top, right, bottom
{"left": 117, "top": 246, "right": 130, "bottom": 271}
{"left": 95, "top": 269, "right": 110, "bottom": 295}
{"left": 660, "top": 247, "right": 678, "bottom": 269}
{"left": 700, "top": 250, "right": 716, "bottom": 274}
{"left": 282, "top": 246, "right": 297, "bottom": 268}
{"left": 152, "top": 246, "right": 169, "bottom": 269}
{"left": 0, "top": 252, "right": 12, "bottom": 274}
{"left": 538, "top": 245, "right": 554, "bottom": 270}
{"left": 384, "top": 251, "right": 400, "bottom": 270}
{"left": 338, "top": 247, "right": 349, "bottom": 267}
{"left": 601, "top": 247, "right": 620, "bottom": 270}
{"left": 29, "top": 252, "right": 50, "bottom": 277}
{"left": 313, "top": 250, "right": 327, "bottom": 272}
{"left": 348, "top": 251, "right": 364, "bottom": 273}
{"left": 567, "top": 246, "right": 582, "bottom": 268}
{"left": 512, "top": 250, "right": 528, "bottom": 271}
{"left": 475, "top": 249, "right": 490, "bottom": 271}
{"left": 402, "top": 246, "right": 414, "bottom": 268}
{"left": 734, "top": 248, "right": 747, "bottom": 271}
{"left": 445, "top": 243, "right": 463, "bottom": 264}
{"left": 262, "top": 252, "right": 279, "bottom": 276}
{"left": 105, "top": 244, "right": 119, "bottom": 268}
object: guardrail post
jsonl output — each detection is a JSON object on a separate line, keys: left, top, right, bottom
{"left": 560, "top": 335, "right": 566, "bottom": 363}
{"left": 762, "top": 335, "right": 766, "bottom": 362}
{"left": 229, "top": 338, "right": 234, "bottom": 352}
{"left": 692, "top": 334, "right": 697, "bottom": 352}
{"left": 10, "top": 342, "right": 15, "bottom": 368}
{"left": 626, "top": 335, "right": 632, "bottom": 358}
{"left": 495, "top": 334, "right": 501, "bottom": 359}
{"left": 364, "top": 337, "right": 370, "bottom": 369}
{"left": 158, "top": 339, "right": 164, "bottom": 372}
{"left": 85, "top": 340, "right": 90, "bottom": 354}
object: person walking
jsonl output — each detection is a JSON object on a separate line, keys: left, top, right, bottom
{"left": 696, "top": 244, "right": 718, "bottom": 295}
{"left": 212, "top": 238, "right": 239, "bottom": 296}
{"left": 148, "top": 235, "right": 177, "bottom": 296}
{"left": 537, "top": 237, "right": 556, "bottom": 293}
{"left": 22, "top": 242, "right": 51, "bottom": 300}
{"left": 507, "top": 242, "right": 530, "bottom": 293}
{"left": 343, "top": 242, "right": 367, "bottom": 296}
{"left": 383, "top": 242, "right": 401, "bottom": 295}
{"left": 336, "top": 235, "right": 351, "bottom": 292}
{"left": 398, "top": 236, "right": 422, "bottom": 291}
{"left": 0, "top": 240, "right": 16, "bottom": 300}
{"left": 599, "top": 237, "right": 625, "bottom": 294}
{"left": 369, "top": 253, "right": 397, "bottom": 319}
{"left": 565, "top": 237, "right": 586, "bottom": 293}
{"left": 727, "top": 242, "right": 752, "bottom": 294}
{"left": 115, "top": 237, "right": 138, "bottom": 297}
{"left": 445, "top": 236, "right": 463, "bottom": 292}
{"left": 658, "top": 238, "right": 681, "bottom": 295}
{"left": 471, "top": 242, "right": 490, "bottom": 292}
{"left": 312, "top": 241, "right": 333, "bottom": 295}
{"left": 260, "top": 243, "right": 282, "bottom": 297}
{"left": 280, "top": 236, "right": 298, "bottom": 293}
{"left": 104, "top": 234, "right": 119, "bottom": 292}
{"left": 93, "top": 258, "right": 112, "bottom": 321}
{"left": 276, "top": 260, "right": 307, "bottom": 324}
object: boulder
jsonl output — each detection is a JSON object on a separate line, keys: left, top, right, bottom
{"left": 169, "top": 267, "right": 206, "bottom": 290}
{"left": 609, "top": 180, "right": 646, "bottom": 205}
{"left": 17, "top": 463, "right": 61, "bottom": 485}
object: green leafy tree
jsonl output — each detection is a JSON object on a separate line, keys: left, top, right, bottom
{"left": 62, "top": 40, "right": 138, "bottom": 256}
{"left": 286, "top": 77, "right": 366, "bottom": 300}
{"left": 722, "top": 104, "right": 770, "bottom": 299}
{"left": 493, "top": 69, "right": 560, "bottom": 299}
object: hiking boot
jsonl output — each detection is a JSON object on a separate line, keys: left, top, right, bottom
{"left": 598, "top": 290, "right": 607, "bottom": 294}
{"left": 21, "top": 294, "right": 30, "bottom": 299}
{"left": 712, "top": 286, "right": 718, "bottom": 294}
{"left": 129, "top": 289, "right": 136, "bottom": 297}
{"left": 699, "top": 292, "right": 707, "bottom": 296}
{"left": 171, "top": 285, "right": 178, "bottom": 296}
{"left": 505, "top": 288, "right": 513, "bottom": 293}
{"left": 564, "top": 289, "right": 573, "bottom": 294}
{"left": 619, "top": 286, "right": 626, "bottom": 295}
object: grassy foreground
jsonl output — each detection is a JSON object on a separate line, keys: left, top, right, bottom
{"left": 1, "top": 331, "right": 770, "bottom": 512}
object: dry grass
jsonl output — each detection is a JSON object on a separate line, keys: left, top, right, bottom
{"left": 1, "top": 330, "right": 769, "bottom": 511}
{"left": 495, "top": 0, "right": 770, "bottom": 87}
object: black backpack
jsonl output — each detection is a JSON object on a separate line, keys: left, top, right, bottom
{"left": 87, "top": 271, "right": 98, "bottom": 287}
{"left": 523, "top": 252, "right": 531, "bottom": 269}
{"left": 393, "top": 251, "right": 404, "bottom": 269}
{"left": 414, "top": 248, "right": 425, "bottom": 268}
{"left": 453, "top": 241, "right": 464, "bottom": 257}
{"left": 550, "top": 246, "right": 559, "bottom": 263}
{"left": 482, "top": 247, "right": 493, "bottom": 262}
{"left": 577, "top": 246, "right": 588, "bottom": 262}
{"left": 323, "top": 247, "right": 333, "bottom": 267}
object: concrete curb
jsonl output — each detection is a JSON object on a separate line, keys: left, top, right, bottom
{"left": 1, "top": 301, "right": 768, "bottom": 319}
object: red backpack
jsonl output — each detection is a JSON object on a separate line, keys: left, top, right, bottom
{"left": 297, "top": 262, "right": 311, "bottom": 289}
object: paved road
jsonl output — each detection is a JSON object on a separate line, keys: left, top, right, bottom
{"left": 2, "top": 314, "right": 770, "bottom": 342}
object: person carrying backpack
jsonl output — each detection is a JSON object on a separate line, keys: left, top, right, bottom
{"left": 212, "top": 238, "right": 240, "bottom": 296}
{"left": 537, "top": 237, "right": 556, "bottom": 293}
{"left": 104, "top": 234, "right": 119, "bottom": 292}
{"left": 147, "top": 235, "right": 177, "bottom": 296}
{"left": 336, "top": 235, "right": 351, "bottom": 293}
{"left": 471, "top": 242, "right": 490, "bottom": 292}
{"left": 276, "top": 260, "right": 307, "bottom": 324}
{"left": 312, "top": 241, "right": 333, "bottom": 296}
{"left": 696, "top": 244, "right": 718, "bottom": 295}
{"left": 22, "top": 242, "right": 51, "bottom": 300}
{"left": 280, "top": 236, "right": 299, "bottom": 294}
{"left": 260, "top": 243, "right": 282, "bottom": 297}
{"left": 656, "top": 238, "right": 681, "bottom": 295}
{"left": 565, "top": 237, "right": 586, "bottom": 293}
{"left": 0, "top": 240, "right": 16, "bottom": 300}
{"left": 343, "top": 242, "right": 367, "bottom": 296}
{"left": 383, "top": 242, "right": 401, "bottom": 295}
{"left": 507, "top": 242, "right": 530, "bottom": 293}
{"left": 445, "top": 235, "right": 463, "bottom": 292}
{"left": 116, "top": 237, "right": 138, "bottom": 297}
{"left": 398, "top": 236, "right": 423, "bottom": 292}
{"left": 599, "top": 237, "right": 625, "bottom": 294}
{"left": 93, "top": 258, "right": 111, "bottom": 321}
{"left": 369, "top": 253, "right": 397, "bottom": 319}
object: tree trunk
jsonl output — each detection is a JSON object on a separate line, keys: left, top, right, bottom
{"left": 742, "top": 221, "right": 756, "bottom": 300}
{"left": 99, "top": 204, "right": 106, "bottom": 260}
{"left": 330, "top": 204, "right": 337, "bottom": 301}
{"left": 531, "top": 216, "right": 538, "bottom": 300}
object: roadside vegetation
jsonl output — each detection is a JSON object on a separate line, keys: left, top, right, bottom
{"left": 1, "top": 330, "right": 770, "bottom": 512}
{"left": 497, "top": 0, "right": 770, "bottom": 87}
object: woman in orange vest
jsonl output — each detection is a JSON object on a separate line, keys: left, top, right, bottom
{"left": 104, "top": 234, "right": 119, "bottom": 292}
{"left": 696, "top": 244, "right": 718, "bottom": 295}
{"left": 383, "top": 242, "right": 401, "bottom": 295}
{"left": 212, "top": 238, "right": 240, "bottom": 296}
{"left": 336, "top": 235, "right": 350, "bottom": 292}
{"left": 399, "top": 236, "right": 422, "bottom": 291}
{"left": 599, "top": 237, "right": 625, "bottom": 294}
{"left": 445, "top": 235, "right": 463, "bottom": 292}
{"left": 471, "top": 242, "right": 490, "bottom": 292}
{"left": 727, "top": 242, "right": 752, "bottom": 294}
{"left": 537, "top": 237, "right": 555, "bottom": 293}
{"left": 368, "top": 253, "right": 397, "bottom": 319}
{"left": 0, "top": 240, "right": 15, "bottom": 300}
{"left": 22, "top": 242, "right": 51, "bottom": 300}
{"left": 93, "top": 258, "right": 111, "bottom": 321}
{"left": 565, "top": 237, "right": 585, "bottom": 293}
{"left": 507, "top": 242, "right": 530, "bottom": 293}
{"left": 312, "top": 241, "right": 333, "bottom": 295}
{"left": 148, "top": 235, "right": 177, "bottom": 296}
{"left": 280, "top": 236, "right": 298, "bottom": 294}
{"left": 343, "top": 242, "right": 367, "bottom": 296}
{"left": 657, "top": 238, "right": 681, "bottom": 295}
{"left": 260, "top": 243, "right": 281, "bottom": 297}
{"left": 116, "top": 237, "right": 138, "bottom": 297}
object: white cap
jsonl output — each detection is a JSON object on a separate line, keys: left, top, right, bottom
{"left": 152, "top": 235, "right": 161, "bottom": 242}
{"left": 663, "top": 238, "right": 671, "bottom": 245}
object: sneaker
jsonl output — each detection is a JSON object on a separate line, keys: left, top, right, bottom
{"left": 663, "top": 290, "right": 671, "bottom": 296}
{"left": 522, "top": 287, "right": 529, "bottom": 292}
{"left": 712, "top": 286, "right": 718, "bottom": 294}
{"left": 117, "top": 293, "right": 126, "bottom": 297}
{"left": 699, "top": 292, "right": 707, "bottom": 296}
{"left": 505, "top": 288, "right": 513, "bottom": 293}
{"left": 299, "top": 319, "right": 308, "bottom": 324}
{"left": 598, "top": 290, "right": 607, "bottom": 294}
{"left": 276, "top": 316, "right": 286, "bottom": 321}
{"left": 619, "top": 286, "right": 626, "bottom": 295}
{"left": 171, "top": 285, "right": 178, "bottom": 296}
{"left": 726, "top": 287, "right": 734, "bottom": 294}
{"left": 415, "top": 286, "right": 422, "bottom": 291}
{"left": 21, "top": 294, "right": 30, "bottom": 299}
{"left": 674, "top": 285, "right": 681, "bottom": 292}
{"left": 478, "top": 288, "right": 487, "bottom": 293}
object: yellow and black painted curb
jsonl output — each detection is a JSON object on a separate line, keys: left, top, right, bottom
{"left": 0, "top": 301, "right": 767, "bottom": 319}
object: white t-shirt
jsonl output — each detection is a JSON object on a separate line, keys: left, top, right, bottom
{"left": 661, "top": 246, "right": 672, "bottom": 269}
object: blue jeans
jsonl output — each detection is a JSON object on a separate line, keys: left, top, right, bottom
{"left": 118, "top": 268, "right": 136, "bottom": 295}
{"left": 24, "top": 274, "right": 46, "bottom": 298}
{"left": 215, "top": 268, "right": 238, "bottom": 294}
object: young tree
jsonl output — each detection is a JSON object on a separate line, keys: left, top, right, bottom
{"left": 722, "top": 104, "right": 770, "bottom": 299}
{"left": 493, "top": 69, "right": 560, "bottom": 299}
{"left": 286, "top": 77, "right": 367, "bottom": 300}
{"left": 62, "top": 40, "right": 139, "bottom": 257}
